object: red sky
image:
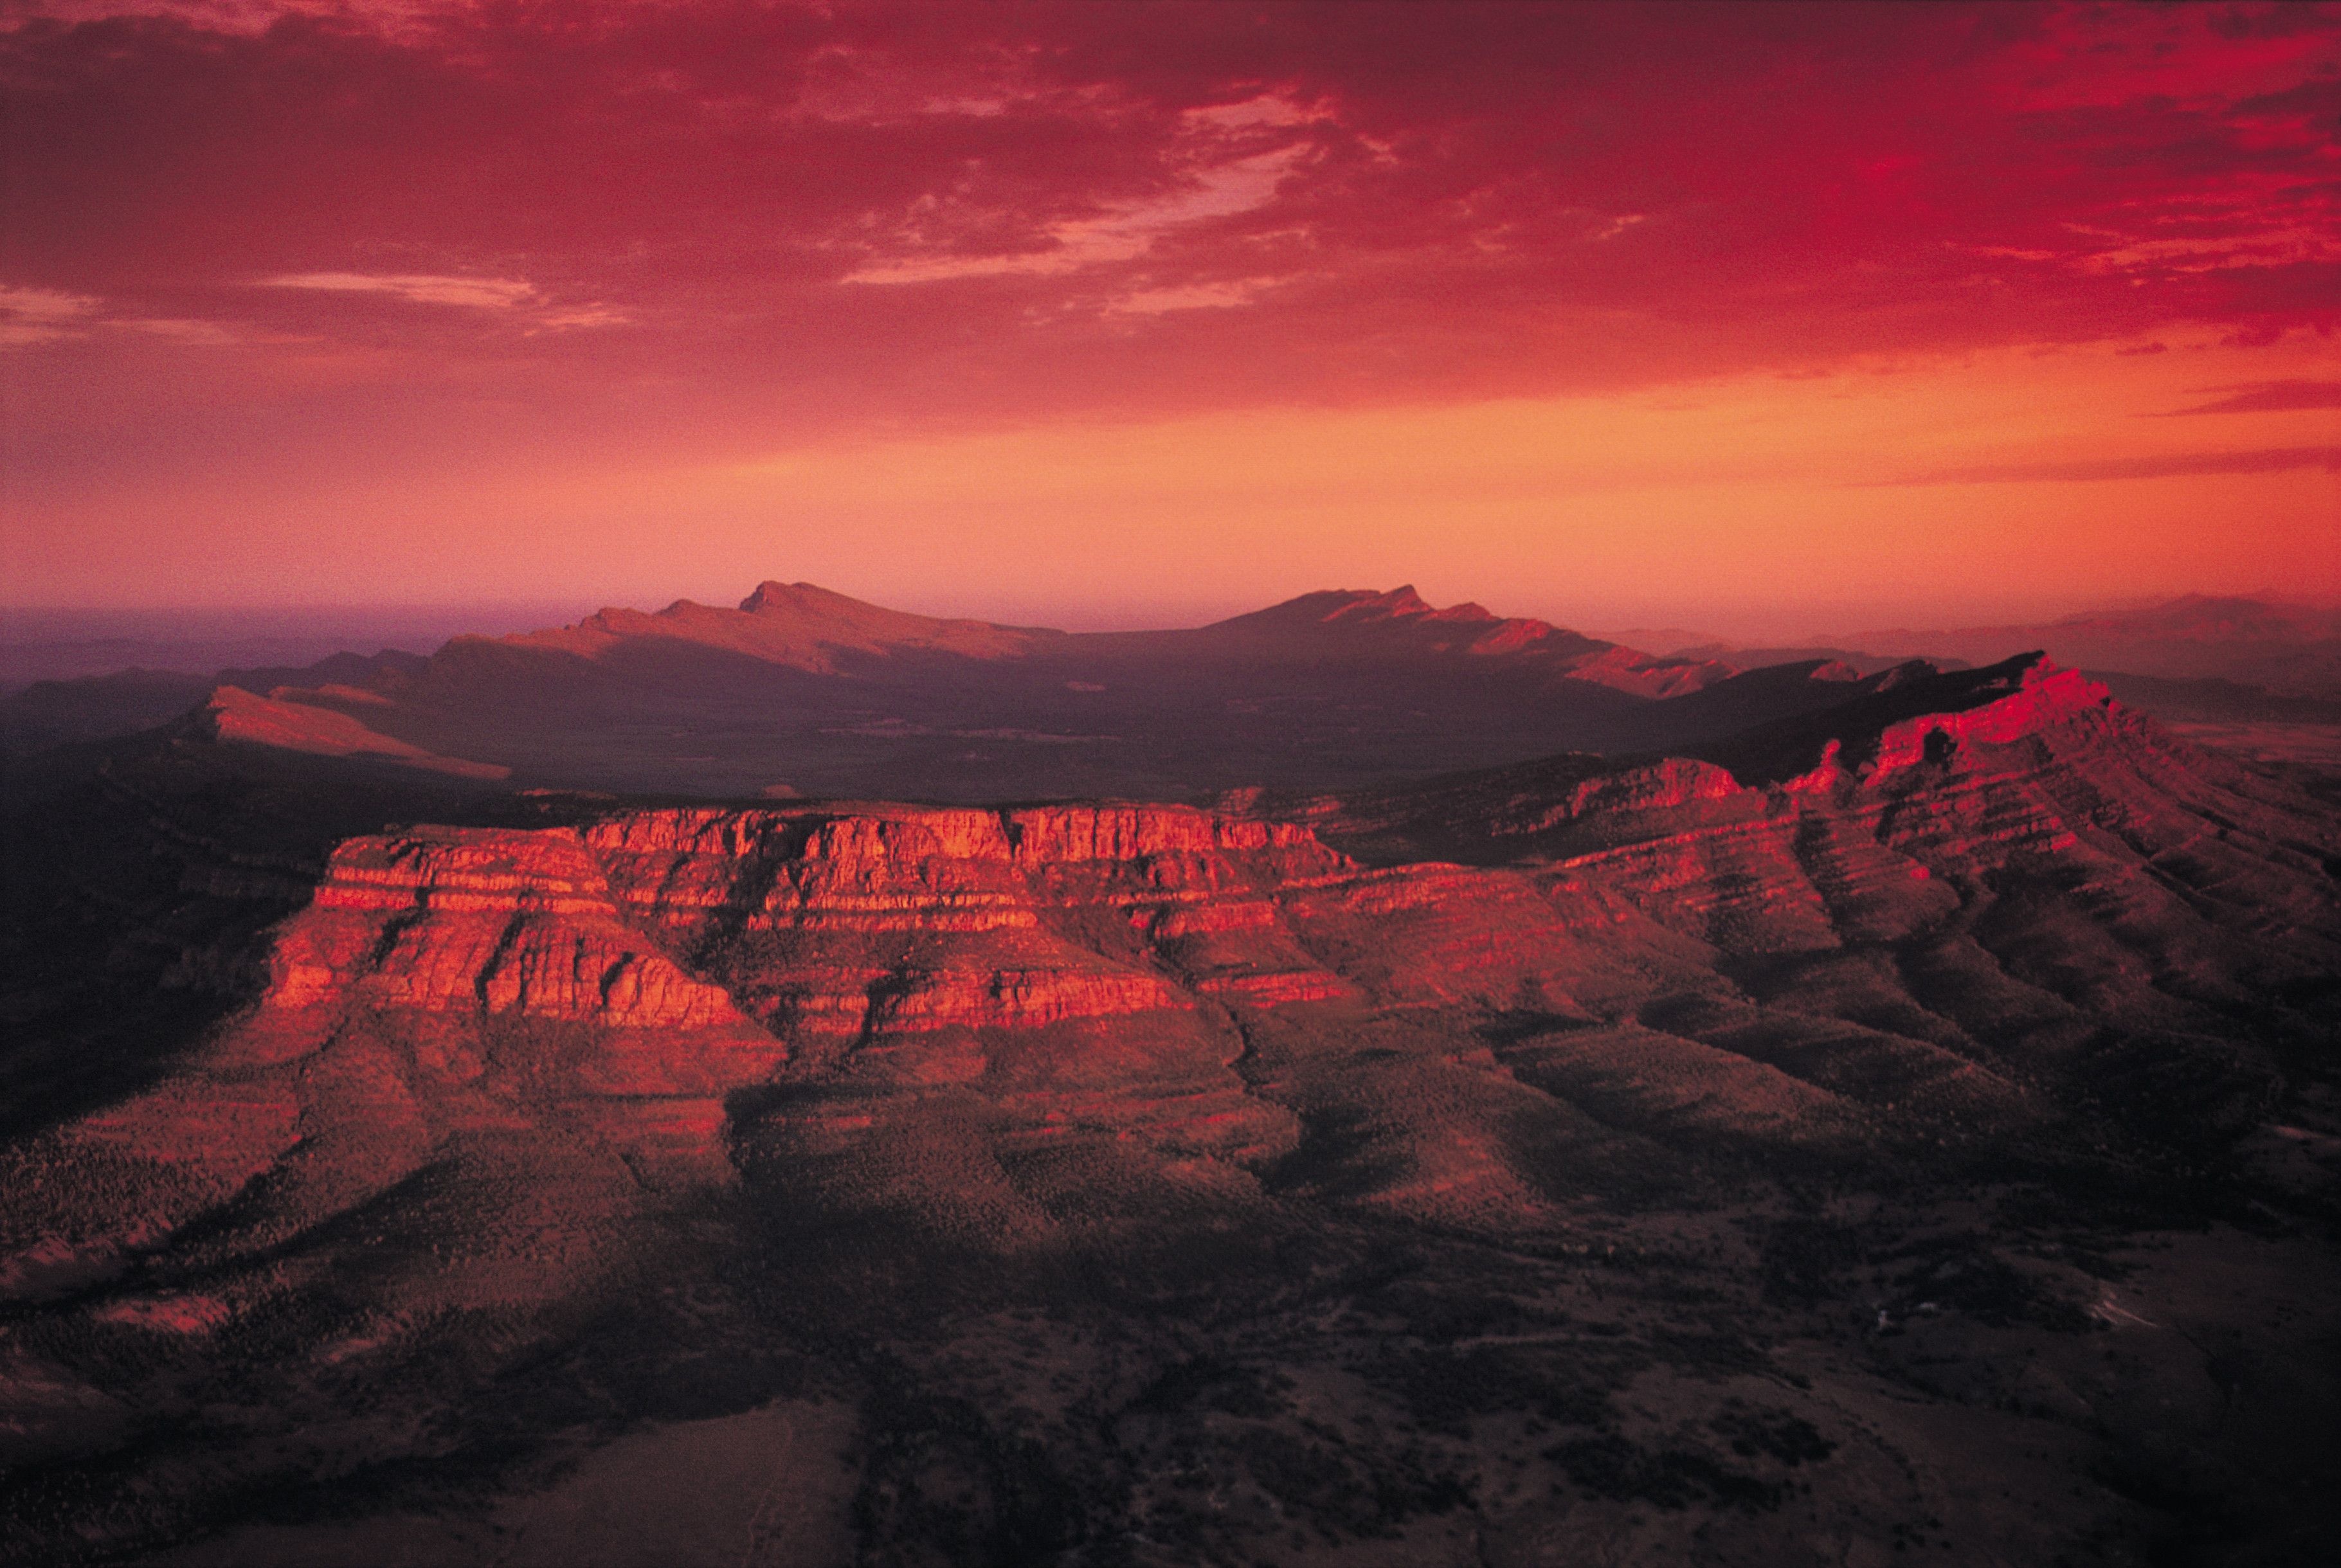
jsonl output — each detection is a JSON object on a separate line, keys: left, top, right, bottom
{"left": 3, "top": 0, "right": 2336, "bottom": 636}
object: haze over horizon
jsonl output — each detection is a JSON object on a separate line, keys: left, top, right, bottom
{"left": 3, "top": 0, "right": 2336, "bottom": 629}
{"left": 9, "top": 12, "right": 2341, "bottom": 1561}
{"left": 8, "top": 578, "right": 2341, "bottom": 658}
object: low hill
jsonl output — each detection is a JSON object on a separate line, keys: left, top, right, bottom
{"left": 1841, "top": 594, "right": 2341, "bottom": 696}
{"left": 0, "top": 582, "right": 1847, "bottom": 800}
{"left": 3, "top": 651, "right": 2336, "bottom": 1564}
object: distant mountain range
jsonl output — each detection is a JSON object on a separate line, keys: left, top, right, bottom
{"left": 1741, "top": 594, "right": 2340, "bottom": 696}
{"left": 6, "top": 586, "right": 2335, "bottom": 800}
{"left": 5, "top": 582, "right": 1854, "bottom": 800}
{"left": 0, "top": 604, "right": 582, "bottom": 689}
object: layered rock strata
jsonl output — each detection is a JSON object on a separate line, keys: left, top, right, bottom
{"left": 8, "top": 658, "right": 2335, "bottom": 1326}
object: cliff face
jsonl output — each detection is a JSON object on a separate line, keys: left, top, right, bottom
{"left": 269, "top": 829, "right": 745, "bottom": 1029}
{"left": 8, "top": 666, "right": 2336, "bottom": 1351}
{"left": 7, "top": 649, "right": 2341, "bottom": 1568}
{"left": 253, "top": 806, "right": 1346, "bottom": 1032}
{"left": 1861, "top": 659, "right": 2110, "bottom": 777}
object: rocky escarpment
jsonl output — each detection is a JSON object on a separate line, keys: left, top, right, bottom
{"left": 10, "top": 660, "right": 2337, "bottom": 1354}
{"left": 1341, "top": 660, "right": 2341, "bottom": 1007}
{"left": 1865, "top": 662, "right": 2108, "bottom": 777}
{"left": 0, "top": 806, "right": 1360, "bottom": 1295}
{"left": 197, "top": 685, "right": 508, "bottom": 780}
{"left": 7, "top": 640, "right": 2341, "bottom": 1568}
{"left": 585, "top": 805, "right": 1350, "bottom": 1036}
{"left": 269, "top": 829, "right": 746, "bottom": 1029}
{"left": 199, "top": 802, "right": 1380, "bottom": 1183}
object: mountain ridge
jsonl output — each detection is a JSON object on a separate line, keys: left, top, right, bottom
{"left": 163, "top": 582, "right": 1769, "bottom": 798}
{"left": 1834, "top": 593, "right": 2341, "bottom": 696}
{"left": 481, "top": 579, "right": 1056, "bottom": 672}
{"left": 4, "top": 621, "right": 2338, "bottom": 1565}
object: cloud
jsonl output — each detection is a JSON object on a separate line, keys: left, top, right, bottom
{"left": 1103, "top": 276, "right": 1289, "bottom": 316}
{"left": 260, "top": 273, "right": 539, "bottom": 309}
{"left": 0, "top": 284, "right": 100, "bottom": 345}
{"left": 0, "top": 282, "right": 259, "bottom": 347}
{"left": 255, "top": 271, "right": 623, "bottom": 330}
{"left": 842, "top": 141, "right": 1308, "bottom": 286}
{"left": 531, "top": 305, "right": 631, "bottom": 331}
{"left": 1874, "top": 447, "right": 2341, "bottom": 487}
{"left": 2158, "top": 381, "right": 2341, "bottom": 416}
{"left": 3, "top": 3, "right": 2336, "bottom": 442}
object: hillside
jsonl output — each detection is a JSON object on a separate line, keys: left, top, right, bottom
{"left": 0, "top": 584, "right": 1857, "bottom": 801}
{"left": 1841, "top": 595, "right": 2341, "bottom": 698}
{"left": 3, "top": 654, "right": 2336, "bottom": 1564}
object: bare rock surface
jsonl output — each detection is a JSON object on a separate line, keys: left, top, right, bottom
{"left": 3, "top": 644, "right": 2338, "bottom": 1565}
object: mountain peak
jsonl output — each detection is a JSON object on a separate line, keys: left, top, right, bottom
{"left": 1222, "top": 585, "right": 1508, "bottom": 631}
{"left": 739, "top": 580, "right": 862, "bottom": 616}
{"left": 1327, "top": 584, "right": 1433, "bottom": 620}
{"left": 1697, "top": 651, "right": 2117, "bottom": 787}
{"left": 484, "top": 581, "right": 1043, "bottom": 674}
{"left": 1320, "top": 585, "right": 1511, "bottom": 626}
{"left": 2047, "top": 594, "right": 2339, "bottom": 642}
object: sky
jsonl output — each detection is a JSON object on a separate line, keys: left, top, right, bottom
{"left": 2, "top": 0, "right": 2336, "bottom": 639}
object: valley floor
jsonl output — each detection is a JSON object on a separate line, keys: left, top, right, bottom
{"left": 106, "top": 1173, "right": 2341, "bottom": 1568}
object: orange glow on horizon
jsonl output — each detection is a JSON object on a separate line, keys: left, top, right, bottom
{"left": 2, "top": 1, "right": 2335, "bottom": 638}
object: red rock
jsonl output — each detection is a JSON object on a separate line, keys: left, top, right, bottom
{"left": 198, "top": 685, "right": 508, "bottom": 779}
{"left": 12, "top": 650, "right": 2335, "bottom": 1340}
{"left": 1864, "top": 660, "right": 2112, "bottom": 779}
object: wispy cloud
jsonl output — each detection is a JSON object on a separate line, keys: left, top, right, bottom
{"left": 532, "top": 304, "right": 631, "bottom": 331}
{"left": 7, "top": 271, "right": 624, "bottom": 350}
{"left": 262, "top": 273, "right": 540, "bottom": 309}
{"left": 0, "top": 284, "right": 260, "bottom": 348}
{"left": 1103, "top": 277, "right": 1291, "bottom": 316}
{"left": 257, "top": 271, "right": 625, "bottom": 329}
{"left": 2065, "top": 224, "right": 2341, "bottom": 278}
{"left": 1870, "top": 447, "right": 2341, "bottom": 486}
{"left": 2156, "top": 381, "right": 2341, "bottom": 416}
{"left": 844, "top": 136, "right": 1308, "bottom": 287}
{"left": 0, "top": 285, "right": 101, "bottom": 346}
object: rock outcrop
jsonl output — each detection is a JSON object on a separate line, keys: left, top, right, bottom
{"left": 269, "top": 828, "right": 743, "bottom": 1029}
{"left": 1862, "top": 660, "right": 2109, "bottom": 777}
{"left": 8, "top": 615, "right": 2340, "bottom": 1568}
{"left": 8, "top": 662, "right": 2335, "bottom": 1383}
{"left": 197, "top": 685, "right": 508, "bottom": 779}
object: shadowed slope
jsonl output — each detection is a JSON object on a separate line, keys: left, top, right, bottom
{"left": 195, "top": 687, "right": 509, "bottom": 779}
{"left": 3, "top": 652, "right": 2338, "bottom": 1565}
{"left": 491, "top": 581, "right": 1053, "bottom": 671}
{"left": 1845, "top": 595, "right": 2341, "bottom": 698}
{"left": 14, "top": 656, "right": 2332, "bottom": 1293}
{"left": 118, "top": 582, "right": 1760, "bottom": 800}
